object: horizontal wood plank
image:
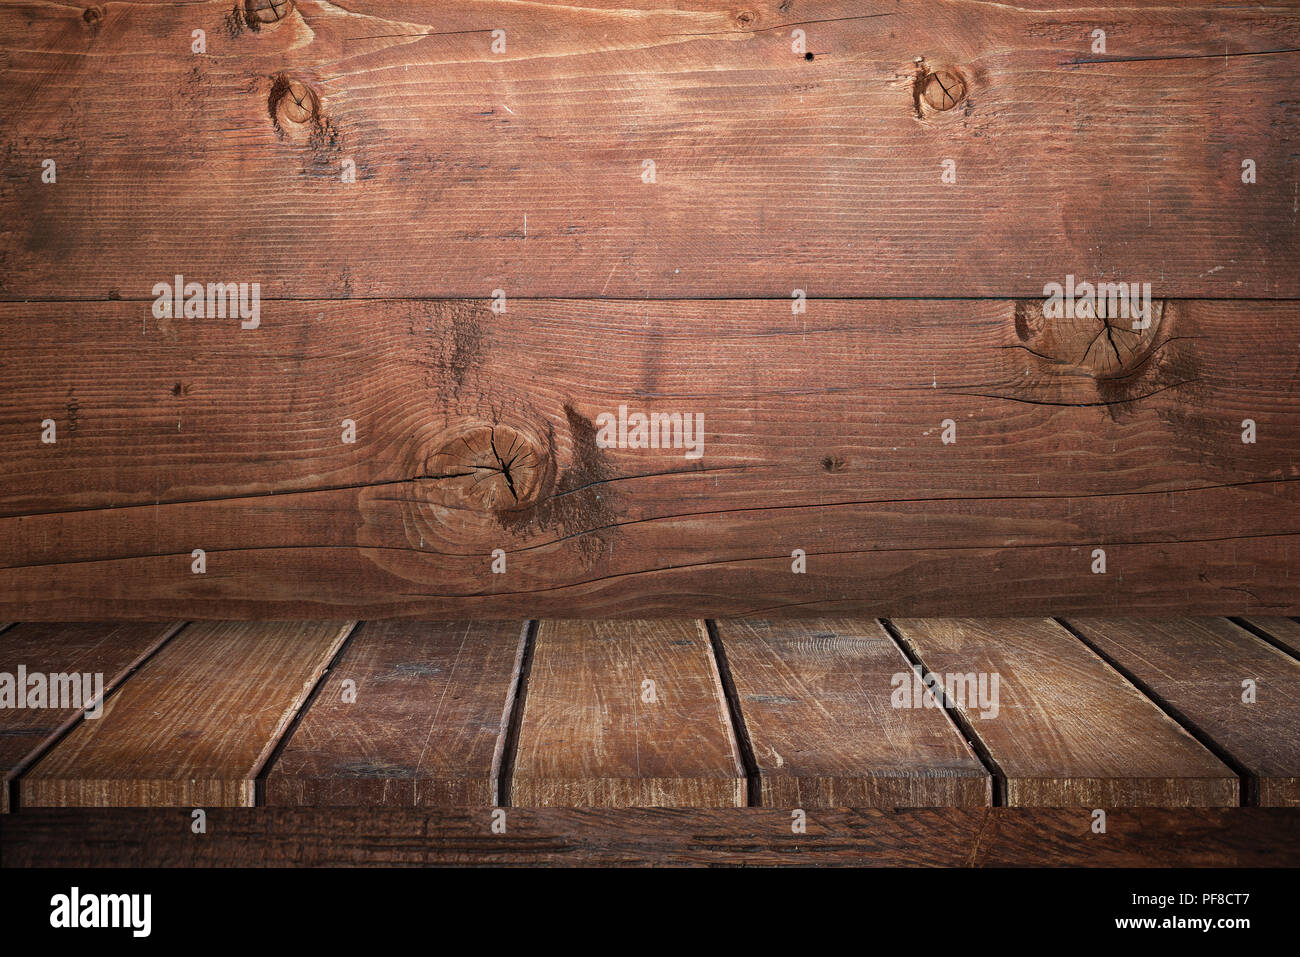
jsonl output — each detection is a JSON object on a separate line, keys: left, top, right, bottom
{"left": 3, "top": 806, "right": 1296, "bottom": 867}
{"left": 1, "top": 1, "right": 1296, "bottom": 298}
{"left": 0, "top": 621, "right": 180, "bottom": 812}
{"left": 264, "top": 620, "right": 528, "bottom": 806}
{"left": 889, "top": 618, "right": 1239, "bottom": 806}
{"left": 511, "top": 620, "right": 746, "bottom": 806}
{"left": 20, "top": 620, "right": 353, "bottom": 807}
{"left": 1066, "top": 618, "right": 1300, "bottom": 806}
{"left": 715, "top": 618, "right": 990, "bottom": 806}
{"left": 2, "top": 298, "right": 1297, "bottom": 618}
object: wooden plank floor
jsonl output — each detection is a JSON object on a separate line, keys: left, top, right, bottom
{"left": 510, "top": 620, "right": 746, "bottom": 807}
{"left": 6, "top": 618, "right": 1298, "bottom": 813}
{"left": 18, "top": 621, "right": 353, "bottom": 807}
{"left": 1065, "top": 618, "right": 1300, "bottom": 806}
{"left": 889, "top": 619, "right": 1238, "bottom": 806}
{"left": 264, "top": 621, "right": 528, "bottom": 806}
{"left": 0, "top": 622, "right": 181, "bottom": 812}
{"left": 714, "top": 619, "right": 990, "bottom": 806}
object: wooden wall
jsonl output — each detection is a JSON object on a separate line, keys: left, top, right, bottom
{"left": 1, "top": 1, "right": 1297, "bottom": 617}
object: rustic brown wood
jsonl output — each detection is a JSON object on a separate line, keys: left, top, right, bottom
{"left": 715, "top": 618, "right": 990, "bottom": 806}
{"left": 0, "top": 621, "right": 180, "bottom": 812}
{"left": 19, "top": 620, "right": 353, "bottom": 807}
{"left": 1065, "top": 618, "right": 1300, "bottom": 806}
{"left": 511, "top": 620, "right": 745, "bottom": 806}
{"left": 264, "top": 620, "right": 528, "bottom": 806}
{"left": 2, "top": 298, "right": 1297, "bottom": 619}
{"left": 889, "top": 618, "right": 1239, "bottom": 806}
{"left": 1, "top": 2, "right": 1296, "bottom": 299}
{"left": 3, "top": 806, "right": 1296, "bottom": 867}
{"left": 1238, "top": 618, "right": 1300, "bottom": 657}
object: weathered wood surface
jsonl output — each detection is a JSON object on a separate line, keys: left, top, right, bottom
{"left": 715, "top": 619, "right": 990, "bottom": 806}
{"left": 0, "top": 621, "right": 179, "bottom": 812}
{"left": 1, "top": 1, "right": 1296, "bottom": 299}
{"left": 1067, "top": 618, "right": 1300, "bottom": 806}
{"left": 1239, "top": 618, "right": 1300, "bottom": 657}
{"left": 264, "top": 620, "right": 528, "bottom": 806}
{"left": 20, "top": 620, "right": 353, "bottom": 807}
{"left": 2, "top": 299, "right": 1297, "bottom": 618}
{"left": 6, "top": 616, "right": 1299, "bottom": 810}
{"left": 511, "top": 620, "right": 745, "bottom": 806}
{"left": 4, "top": 806, "right": 1297, "bottom": 867}
{"left": 890, "top": 618, "right": 1240, "bottom": 806}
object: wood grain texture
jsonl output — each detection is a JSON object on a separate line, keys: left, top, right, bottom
{"left": 889, "top": 618, "right": 1239, "bottom": 806}
{"left": 2, "top": 298, "right": 1297, "bottom": 619}
{"left": 1066, "top": 618, "right": 1300, "bottom": 806}
{"left": 716, "top": 618, "right": 990, "bottom": 806}
{"left": 264, "top": 620, "right": 527, "bottom": 806}
{"left": 0, "top": 621, "right": 180, "bottom": 812}
{"left": 1239, "top": 618, "right": 1300, "bottom": 657}
{"left": 19, "top": 620, "right": 353, "bottom": 807}
{"left": 3, "top": 806, "right": 1297, "bottom": 867}
{"left": 511, "top": 620, "right": 745, "bottom": 806}
{"left": 1, "top": 1, "right": 1296, "bottom": 299}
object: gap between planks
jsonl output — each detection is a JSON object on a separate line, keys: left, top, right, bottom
{"left": 1229, "top": 617, "right": 1300, "bottom": 660}
{"left": 882, "top": 618, "right": 1007, "bottom": 806}
{"left": 1056, "top": 618, "right": 1257, "bottom": 806}
{"left": 252, "top": 620, "right": 364, "bottom": 806}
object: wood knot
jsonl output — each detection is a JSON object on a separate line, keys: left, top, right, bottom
{"left": 920, "top": 69, "right": 966, "bottom": 112}
{"left": 245, "top": 0, "right": 294, "bottom": 28}
{"left": 82, "top": 6, "right": 104, "bottom": 27}
{"left": 1013, "top": 299, "right": 1165, "bottom": 380}
{"left": 424, "top": 424, "right": 548, "bottom": 512}
{"left": 270, "top": 76, "right": 318, "bottom": 128}
{"left": 734, "top": 9, "right": 755, "bottom": 28}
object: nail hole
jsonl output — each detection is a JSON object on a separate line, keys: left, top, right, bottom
{"left": 804, "top": 51, "right": 814, "bottom": 61}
